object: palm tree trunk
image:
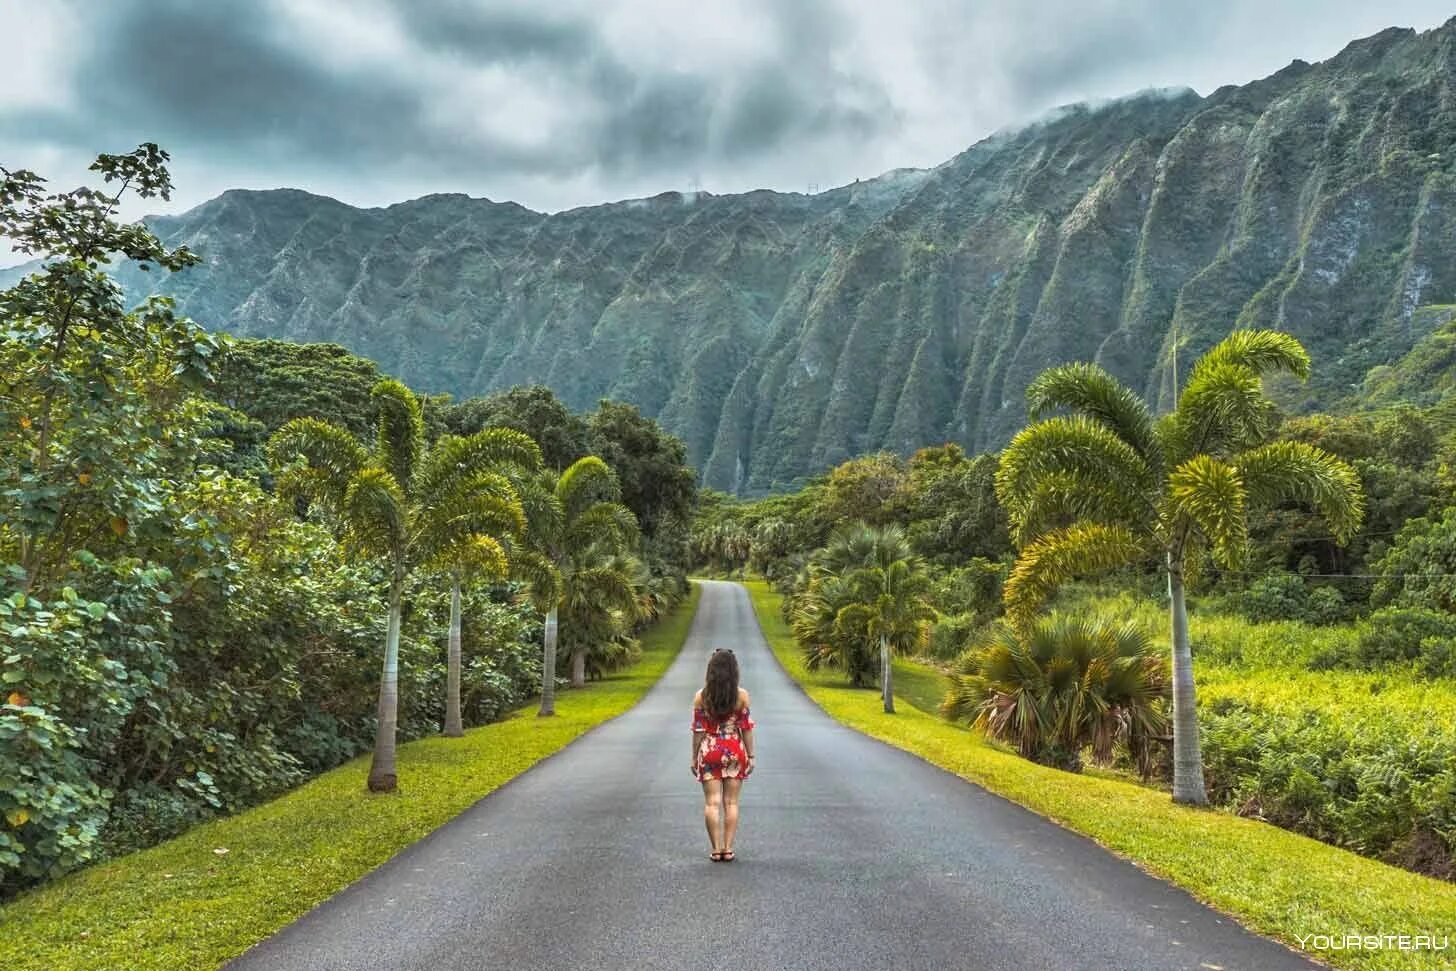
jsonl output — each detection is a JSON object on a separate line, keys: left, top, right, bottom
{"left": 1167, "top": 560, "right": 1208, "bottom": 806}
{"left": 570, "top": 649, "right": 586, "bottom": 688}
{"left": 367, "top": 574, "right": 403, "bottom": 792}
{"left": 444, "top": 573, "right": 464, "bottom": 737}
{"left": 538, "top": 606, "right": 559, "bottom": 717}
{"left": 880, "top": 634, "right": 895, "bottom": 714}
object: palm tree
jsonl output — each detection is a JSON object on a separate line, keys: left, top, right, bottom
{"left": 268, "top": 381, "right": 538, "bottom": 790}
{"left": 791, "top": 524, "right": 935, "bottom": 711}
{"left": 427, "top": 430, "right": 546, "bottom": 738}
{"left": 512, "top": 457, "right": 638, "bottom": 715}
{"left": 561, "top": 545, "right": 644, "bottom": 682}
{"left": 995, "top": 331, "right": 1363, "bottom": 804}
{"left": 942, "top": 615, "right": 1167, "bottom": 775}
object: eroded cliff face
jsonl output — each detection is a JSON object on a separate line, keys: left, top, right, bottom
{"left": 21, "top": 20, "right": 1455, "bottom": 493}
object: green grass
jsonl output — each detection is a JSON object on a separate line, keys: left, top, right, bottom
{"left": 746, "top": 580, "right": 1456, "bottom": 970}
{"left": 0, "top": 583, "right": 700, "bottom": 971}
{"left": 892, "top": 655, "right": 955, "bottom": 719}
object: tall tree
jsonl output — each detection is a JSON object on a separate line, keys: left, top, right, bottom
{"left": 446, "top": 385, "right": 592, "bottom": 472}
{"left": 0, "top": 145, "right": 221, "bottom": 593}
{"left": 422, "top": 430, "right": 546, "bottom": 738}
{"left": 268, "top": 382, "right": 537, "bottom": 790}
{"left": 588, "top": 399, "right": 696, "bottom": 542}
{"left": 995, "top": 332, "right": 1364, "bottom": 804}
{"left": 513, "top": 457, "right": 639, "bottom": 714}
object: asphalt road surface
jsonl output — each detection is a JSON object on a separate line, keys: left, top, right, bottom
{"left": 229, "top": 579, "right": 1314, "bottom": 971}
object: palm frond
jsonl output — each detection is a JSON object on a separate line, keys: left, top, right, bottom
{"left": 1008, "top": 469, "right": 1148, "bottom": 546}
{"left": 564, "top": 501, "right": 639, "bottom": 552}
{"left": 996, "top": 415, "right": 1155, "bottom": 533}
{"left": 266, "top": 417, "right": 369, "bottom": 509}
{"left": 557, "top": 456, "right": 621, "bottom": 519}
{"left": 415, "top": 475, "right": 527, "bottom": 565}
{"left": 1167, "top": 455, "right": 1248, "bottom": 568}
{"left": 433, "top": 533, "right": 510, "bottom": 582}
{"left": 415, "top": 428, "right": 543, "bottom": 504}
{"left": 1003, "top": 523, "right": 1146, "bottom": 627}
{"left": 370, "top": 379, "right": 424, "bottom": 494}
{"left": 507, "top": 547, "right": 562, "bottom": 609}
{"left": 1235, "top": 440, "right": 1366, "bottom": 544}
{"left": 340, "top": 466, "right": 407, "bottom": 560}
{"left": 1025, "top": 361, "right": 1160, "bottom": 464}
{"left": 1169, "top": 361, "right": 1278, "bottom": 458}
{"left": 1191, "top": 330, "right": 1310, "bottom": 381}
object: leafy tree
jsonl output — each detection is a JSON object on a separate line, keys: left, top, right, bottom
{"left": 512, "top": 457, "right": 639, "bottom": 714}
{"left": 996, "top": 332, "right": 1364, "bottom": 804}
{"left": 588, "top": 399, "right": 697, "bottom": 542}
{"left": 211, "top": 339, "right": 385, "bottom": 440}
{"left": 446, "top": 385, "right": 592, "bottom": 472}
{"left": 898, "top": 445, "right": 1010, "bottom": 564}
{"left": 819, "top": 452, "right": 906, "bottom": 527}
{"left": 942, "top": 615, "right": 1167, "bottom": 775}
{"left": 0, "top": 145, "right": 222, "bottom": 593}
{"left": 268, "top": 381, "right": 537, "bottom": 790}
{"left": 1371, "top": 507, "right": 1456, "bottom": 614}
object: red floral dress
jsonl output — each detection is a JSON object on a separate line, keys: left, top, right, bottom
{"left": 693, "top": 701, "right": 754, "bottom": 781}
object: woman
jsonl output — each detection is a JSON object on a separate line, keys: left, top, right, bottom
{"left": 692, "top": 648, "right": 755, "bottom": 862}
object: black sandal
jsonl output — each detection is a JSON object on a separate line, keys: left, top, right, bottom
{"left": 721, "top": 849, "right": 736, "bottom": 862}
{"left": 710, "top": 850, "right": 726, "bottom": 862}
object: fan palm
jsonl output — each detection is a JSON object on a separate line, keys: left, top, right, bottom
{"left": 995, "top": 331, "right": 1363, "bottom": 804}
{"left": 560, "top": 545, "right": 644, "bottom": 681}
{"left": 791, "top": 523, "right": 935, "bottom": 710}
{"left": 268, "top": 381, "right": 538, "bottom": 790}
{"left": 942, "top": 615, "right": 1168, "bottom": 774}
{"left": 512, "top": 457, "right": 639, "bottom": 715}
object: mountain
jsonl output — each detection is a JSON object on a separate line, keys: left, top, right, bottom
{"left": 9, "top": 20, "right": 1456, "bottom": 494}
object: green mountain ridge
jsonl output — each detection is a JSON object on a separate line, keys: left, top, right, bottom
{"left": 8, "top": 19, "right": 1456, "bottom": 494}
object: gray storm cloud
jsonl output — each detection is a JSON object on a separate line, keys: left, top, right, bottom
{"left": 0, "top": 0, "right": 1453, "bottom": 219}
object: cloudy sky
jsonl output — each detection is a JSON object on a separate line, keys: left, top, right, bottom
{"left": 2, "top": 0, "right": 1453, "bottom": 227}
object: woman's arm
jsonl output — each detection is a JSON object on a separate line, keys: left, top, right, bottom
{"left": 691, "top": 691, "right": 705, "bottom": 773}
{"left": 739, "top": 688, "right": 756, "bottom": 772}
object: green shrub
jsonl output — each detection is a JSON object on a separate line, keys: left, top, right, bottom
{"left": 1200, "top": 672, "right": 1456, "bottom": 879}
{"left": 1210, "top": 573, "right": 1353, "bottom": 626}
{"left": 928, "top": 612, "right": 984, "bottom": 660}
{"left": 1312, "top": 606, "right": 1456, "bottom": 678}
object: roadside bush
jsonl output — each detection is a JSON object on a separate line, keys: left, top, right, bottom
{"left": 1200, "top": 684, "right": 1456, "bottom": 879}
{"left": 928, "top": 612, "right": 984, "bottom": 661}
{"left": 1210, "top": 573, "right": 1353, "bottom": 626}
{"left": 1310, "top": 606, "right": 1456, "bottom": 678}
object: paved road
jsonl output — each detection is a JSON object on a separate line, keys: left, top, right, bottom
{"left": 230, "top": 580, "right": 1313, "bottom": 971}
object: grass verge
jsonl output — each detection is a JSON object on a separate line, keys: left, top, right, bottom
{"left": 745, "top": 580, "right": 1456, "bottom": 970}
{"left": 0, "top": 583, "right": 701, "bottom": 971}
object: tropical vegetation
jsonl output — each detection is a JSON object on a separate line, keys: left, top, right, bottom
{"left": 0, "top": 148, "right": 695, "bottom": 897}
{"left": 994, "top": 333, "right": 1365, "bottom": 804}
{"left": 0, "top": 586, "right": 700, "bottom": 971}
{"left": 694, "top": 330, "right": 1456, "bottom": 882}
{"left": 747, "top": 580, "right": 1456, "bottom": 971}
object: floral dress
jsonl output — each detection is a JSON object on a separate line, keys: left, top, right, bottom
{"left": 693, "top": 701, "right": 755, "bottom": 782}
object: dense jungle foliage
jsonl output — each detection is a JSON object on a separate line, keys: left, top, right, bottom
{"left": 0, "top": 150, "right": 694, "bottom": 895}
{"left": 692, "top": 356, "right": 1456, "bottom": 879}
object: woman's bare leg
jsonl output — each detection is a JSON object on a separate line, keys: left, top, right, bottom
{"left": 723, "top": 778, "right": 743, "bottom": 854}
{"left": 702, "top": 778, "right": 724, "bottom": 852}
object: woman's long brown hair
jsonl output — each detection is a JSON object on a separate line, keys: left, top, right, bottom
{"left": 703, "top": 649, "right": 739, "bottom": 718}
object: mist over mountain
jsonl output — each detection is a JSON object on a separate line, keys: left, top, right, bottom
{"left": 11, "top": 19, "right": 1456, "bottom": 493}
